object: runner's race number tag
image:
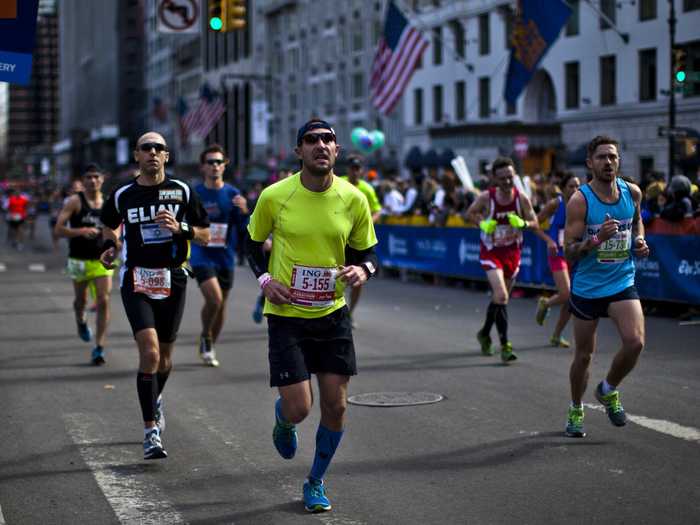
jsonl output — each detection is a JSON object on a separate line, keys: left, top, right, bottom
{"left": 493, "top": 224, "right": 519, "bottom": 247}
{"left": 289, "top": 265, "right": 337, "bottom": 308}
{"left": 140, "top": 223, "right": 172, "bottom": 245}
{"left": 66, "top": 259, "right": 86, "bottom": 280}
{"left": 597, "top": 230, "right": 631, "bottom": 264}
{"left": 133, "top": 267, "right": 171, "bottom": 299}
{"left": 208, "top": 223, "right": 229, "bottom": 248}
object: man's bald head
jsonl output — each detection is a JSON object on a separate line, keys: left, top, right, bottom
{"left": 136, "top": 131, "right": 167, "bottom": 147}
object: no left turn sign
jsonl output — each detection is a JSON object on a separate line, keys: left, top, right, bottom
{"left": 157, "top": 0, "right": 200, "bottom": 34}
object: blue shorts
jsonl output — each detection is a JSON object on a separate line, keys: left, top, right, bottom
{"left": 569, "top": 285, "right": 640, "bottom": 321}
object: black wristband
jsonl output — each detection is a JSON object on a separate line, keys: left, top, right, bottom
{"left": 102, "top": 239, "right": 117, "bottom": 252}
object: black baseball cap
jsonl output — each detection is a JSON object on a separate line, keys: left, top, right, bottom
{"left": 296, "top": 119, "right": 335, "bottom": 146}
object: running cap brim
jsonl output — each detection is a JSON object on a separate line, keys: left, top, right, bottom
{"left": 296, "top": 119, "right": 335, "bottom": 146}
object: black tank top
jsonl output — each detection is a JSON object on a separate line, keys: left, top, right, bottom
{"left": 68, "top": 192, "right": 104, "bottom": 259}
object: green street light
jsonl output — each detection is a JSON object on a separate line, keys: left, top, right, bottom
{"left": 675, "top": 70, "right": 687, "bottom": 83}
{"left": 209, "top": 16, "right": 223, "bottom": 30}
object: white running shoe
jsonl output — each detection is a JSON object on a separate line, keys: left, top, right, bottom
{"left": 201, "top": 351, "right": 220, "bottom": 367}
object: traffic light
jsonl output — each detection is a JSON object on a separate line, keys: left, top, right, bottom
{"left": 209, "top": 0, "right": 224, "bottom": 31}
{"left": 227, "top": 0, "right": 246, "bottom": 31}
{"left": 673, "top": 47, "right": 687, "bottom": 84}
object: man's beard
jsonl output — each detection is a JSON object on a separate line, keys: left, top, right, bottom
{"left": 306, "top": 163, "right": 333, "bottom": 177}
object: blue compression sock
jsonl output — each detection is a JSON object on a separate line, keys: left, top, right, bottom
{"left": 309, "top": 425, "right": 344, "bottom": 482}
{"left": 275, "top": 398, "right": 288, "bottom": 424}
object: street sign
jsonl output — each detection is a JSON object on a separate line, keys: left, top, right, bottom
{"left": 658, "top": 126, "right": 688, "bottom": 138}
{"left": 157, "top": 0, "right": 200, "bottom": 34}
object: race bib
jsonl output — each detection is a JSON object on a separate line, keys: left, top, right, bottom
{"left": 289, "top": 265, "right": 337, "bottom": 308}
{"left": 558, "top": 228, "right": 565, "bottom": 248}
{"left": 208, "top": 222, "right": 229, "bottom": 248}
{"left": 493, "top": 224, "right": 518, "bottom": 247}
{"left": 133, "top": 267, "right": 171, "bottom": 299}
{"left": 66, "top": 259, "right": 86, "bottom": 280}
{"left": 140, "top": 223, "right": 172, "bottom": 245}
{"left": 597, "top": 229, "right": 631, "bottom": 264}
{"left": 7, "top": 212, "right": 22, "bottom": 221}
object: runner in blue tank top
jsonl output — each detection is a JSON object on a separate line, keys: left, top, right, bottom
{"left": 191, "top": 144, "right": 249, "bottom": 367}
{"left": 562, "top": 136, "right": 650, "bottom": 438}
{"left": 533, "top": 173, "right": 581, "bottom": 347}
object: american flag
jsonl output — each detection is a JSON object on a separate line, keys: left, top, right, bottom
{"left": 370, "top": 1, "right": 429, "bottom": 116}
{"left": 180, "top": 84, "right": 226, "bottom": 140}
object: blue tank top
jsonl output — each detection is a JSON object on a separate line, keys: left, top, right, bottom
{"left": 190, "top": 182, "right": 246, "bottom": 268}
{"left": 547, "top": 195, "right": 566, "bottom": 257}
{"left": 572, "top": 179, "right": 636, "bottom": 298}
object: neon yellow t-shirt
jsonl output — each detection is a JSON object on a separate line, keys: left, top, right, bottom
{"left": 340, "top": 176, "right": 382, "bottom": 214}
{"left": 248, "top": 172, "right": 378, "bottom": 319}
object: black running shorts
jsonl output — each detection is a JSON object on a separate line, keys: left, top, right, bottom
{"left": 569, "top": 285, "right": 640, "bottom": 321}
{"left": 267, "top": 306, "right": 357, "bottom": 387}
{"left": 192, "top": 264, "right": 234, "bottom": 291}
{"left": 121, "top": 267, "right": 188, "bottom": 343}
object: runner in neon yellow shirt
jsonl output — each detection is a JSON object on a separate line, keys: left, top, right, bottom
{"left": 340, "top": 154, "right": 381, "bottom": 327}
{"left": 246, "top": 119, "right": 377, "bottom": 513}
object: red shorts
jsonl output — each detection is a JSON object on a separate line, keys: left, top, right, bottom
{"left": 480, "top": 247, "right": 521, "bottom": 279}
{"left": 548, "top": 255, "right": 570, "bottom": 273}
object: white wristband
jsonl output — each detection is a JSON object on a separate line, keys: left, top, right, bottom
{"left": 635, "top": 235, "right": 645, "bottom": 244}
{"left": 258, "top": 272, "right": 272, "bottom": 289}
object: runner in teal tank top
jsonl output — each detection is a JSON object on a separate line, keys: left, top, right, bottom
{"left": 562, "top": 136, "right": 650, "bottom": 439}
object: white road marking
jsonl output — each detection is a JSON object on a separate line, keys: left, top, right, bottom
{"left": 583, "top": 403, "right": 700, "bottom": 443}
{"left": 63, "top": 413, "right": 186, "bottom": 524}
{"left": 0, "top": 262, "right": 6, "bottom": 272}
{"left": 0, "top": 503, "right": 6, "bottom": 524}
{"left": 28, "top": 263, "right": 45, "bottom": 272}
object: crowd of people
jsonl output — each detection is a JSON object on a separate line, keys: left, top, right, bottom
{"left": 0, "top": 123, "right": 695, "bottom": 515}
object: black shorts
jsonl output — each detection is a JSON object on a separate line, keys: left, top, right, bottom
{"left": 569, "top": 285, "right": 640, "bottom": 321}
{"left": 7, "top": 219, "right": 24, "bottom": 229}
{"left": 120, "top": 267, "right": 188, "bottom": 343}
{"left": 192, "top": 264, "right": 234, "bottom": 291}
{"left": 267, "top": 306, "right": 357, "bottom": 387}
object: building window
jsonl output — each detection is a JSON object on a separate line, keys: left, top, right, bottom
{"left": 479, "top": 13, "right": 489, "bottom": 55}
{"left": 433, "top": 85, "right": 443, "bottom": 123}
{"left": 683, "top": 0, "right": 700, "bottom": 11}
{"left": 639, "top": 156, "right": 654, "bottom": 179}
{"left": 600, "top": 55, "right": 616, "bottom": 106}
{"left": 565, "top": 61, "right": 579, "bottom": 109}
{"left": 566, "top": 0, "right": 580, "bottom": 36}
{"left": 682, "top": 41, "right": 700, "bottom": 97}
{"left": 455, "top": 80, "right": 466, "bottom": 121}
{"left": 600, "top": 0, "right": 616, "bottom": 29}
{"left": 639, "top": 48, "right": 657, "bottom": 102}
{"left": 433, "top": 27, "right": 442, "bottom": 65}
{"left": 504, "top": 9, "right": 513, "bottom": 49}
{"left": 506, "top": 100, "right": 516, "bottom": 115}
{"left": 449, "top": 20, "right": 465, "bottom": 59}
{"left": 479, "top": 77, "right": 490, "bottom": 118}
{"left": 352, "top": 72, "right": 364, "bottom": 99}
{"left": 352, "top": 29, "right": 363, "bottom": 52}
{"left": 414, "top": 88, "right": 423, "bottom": 125}
{"left": 639, "top": 0, "right": 657, "bottom": 20}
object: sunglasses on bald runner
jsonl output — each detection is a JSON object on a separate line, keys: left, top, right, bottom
{"left": 138, "top": 142, "right": 168, "bottom": 153}
{"left": 301, "top": 132, "right": 336, "bottom": 145}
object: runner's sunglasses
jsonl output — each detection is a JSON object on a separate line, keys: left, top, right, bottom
{"left": 301, "top": 132, "right": 336, "bottom": 145}
{"left": 205, "top": 159, "right": 225, "bottom": 165}
{"left": 138, "top": 142, "right": 168, "bottom": 153}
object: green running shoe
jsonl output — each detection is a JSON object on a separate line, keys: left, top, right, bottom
{"left": 500, "top": 342, "right": 517, "bottom": 363}
{"left": 550, "top": 335, "right": 571, "bottom": 348}
{"left": 477, "top": 330, "right": 493, "bottom": 356}
{"left": 565, "top": 405, "right": 586, "bottom": 437}
{"left": 595, "top": 382, "right": 627, "bottom": 427}
{"left": 535, "top": 296, "right": 550, "bottom": 326}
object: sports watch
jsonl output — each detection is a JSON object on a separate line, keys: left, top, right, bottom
{"left": 179, "top": 221, "right": 194, "bottom": 240}
{"left": 360, "top": 261, "right": 376, "bottom": 280}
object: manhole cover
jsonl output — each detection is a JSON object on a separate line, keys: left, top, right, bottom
{"left": 347, "top": 392, "right": 444, "bottom": 407}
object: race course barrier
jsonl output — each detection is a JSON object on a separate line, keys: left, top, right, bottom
{"left": 375, "top": 225, "right": 700, "bottom": 305}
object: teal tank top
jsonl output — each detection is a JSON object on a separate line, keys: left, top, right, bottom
{"left": 571, "top": 178, "right": 636, "bottom": 299}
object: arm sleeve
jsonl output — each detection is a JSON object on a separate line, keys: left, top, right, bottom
{"left": 345, "top": 245, "right": 378, "bottom": 268}
{"left": 245, "top": 230, "right": 268, "bottom": 278}
{"left": 100, "top": 189, "right": 122, "bottom": 230}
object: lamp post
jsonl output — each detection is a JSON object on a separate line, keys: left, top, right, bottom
{"left": 669, "top": 0, "right": 677, "bottom": 180}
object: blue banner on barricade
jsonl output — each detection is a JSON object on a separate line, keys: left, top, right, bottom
{"left": 375, "top": 226, "right": 700, "bottom": 305}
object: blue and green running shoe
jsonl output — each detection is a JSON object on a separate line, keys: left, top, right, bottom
{"left": 91, "top": 346, "right": 105, "bottom": 366}
{"left": 477, "top": 330, "right": 493, "bottom": 356}
{"left": 595, "top": 382, "right": 627, "bottom": 427}
{"left": 303, "top": 478, "right": 331, "bottom": 513}
{"left": 500, "top": 341, "right": 517, "bottom": 363}
{"left": 77, "top": 320, "right": 92, "bottom": 342}
{"left": 565, "top": 405, "right": 586, "bottom": 438}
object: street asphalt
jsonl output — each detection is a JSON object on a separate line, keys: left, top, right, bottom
{"left": 0, "top": 215, "right": 698, "bottom": 525}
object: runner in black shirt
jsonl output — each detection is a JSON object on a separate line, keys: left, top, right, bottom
{"left": 100, "top": 131, "right": 210, "bottom": 460}
{"left": 54, "top": 164, "right": 114, "bottom": 365}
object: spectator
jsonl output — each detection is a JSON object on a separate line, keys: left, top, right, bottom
{"left": 660, "top": 175, "right": 694, "bottom": 222}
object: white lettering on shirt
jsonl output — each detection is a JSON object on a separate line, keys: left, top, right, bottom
{"left": 126, "top": 204, "right": 180, "bottom": 224}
